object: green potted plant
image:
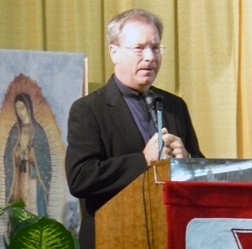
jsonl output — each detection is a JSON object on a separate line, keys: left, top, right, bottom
{"left": 0, "top": 199, "right": 80, "bottom": 249}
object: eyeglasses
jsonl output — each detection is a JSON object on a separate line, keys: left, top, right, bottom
{"left": 114, "top": 44, "right": 165, "bottom": 56}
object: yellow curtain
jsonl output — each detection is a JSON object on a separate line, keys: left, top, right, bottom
{"left": 0, "top": 0, "right": 251, "bottom": 158}
{"left": 238, "top": 0, "right": 252, "bottom": 158}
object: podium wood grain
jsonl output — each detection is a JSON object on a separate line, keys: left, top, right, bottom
{"left": 95, "top": 159, "right": 170, "bottom": 248}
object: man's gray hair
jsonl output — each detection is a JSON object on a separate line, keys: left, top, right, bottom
{"left": 107, "top": 8, "right": 163, "bottom": 45}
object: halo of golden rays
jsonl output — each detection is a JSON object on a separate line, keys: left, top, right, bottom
{"left": 0, "top": 74, "right": 66, "bottom": 222}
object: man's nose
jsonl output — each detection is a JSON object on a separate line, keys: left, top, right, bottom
{"left": 143, "top": 47, "right": 155, "bottom": 60}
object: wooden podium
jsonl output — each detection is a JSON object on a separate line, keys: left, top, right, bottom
{"left": 95, "top": 159, "right": 170, "bottom": 249}
{"left": 95, "top": 158, "right": 252, "bottom": 248}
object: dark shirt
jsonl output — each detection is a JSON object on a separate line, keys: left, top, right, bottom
{"left": 113, "top": 75, "right": 157, "bottom": 144}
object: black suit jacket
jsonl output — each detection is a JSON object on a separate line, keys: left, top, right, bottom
{"left": 65, "top": 75, "right": 204, "bottom": 249}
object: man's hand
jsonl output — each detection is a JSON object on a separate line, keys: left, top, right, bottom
{"left": 162, "top": 131, "right": 188, "bottom": 158}
{"left": 143, "top": 128, "right": 188, "bottom": 166}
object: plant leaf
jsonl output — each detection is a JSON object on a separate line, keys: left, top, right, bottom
{"left": 72, "top": 234, "right": 80, "bottom": 249}
{"left": 8, "top": 207, "right": 39, "bottom": 240}
{"left": 10, "top": 207, "right": 37, "bottom": 227}
{"left": 0, "top": 199, "right": 25, "bottom": 217}
{"left": 10, "top": 217, "right": 40, "bottom": 240}
{"left": 9, "top": 217, "right": 76, "bottom": 249}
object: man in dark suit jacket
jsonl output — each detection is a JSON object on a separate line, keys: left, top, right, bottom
{"left": 65, "top": 8, "right": 204, "bottom": 249}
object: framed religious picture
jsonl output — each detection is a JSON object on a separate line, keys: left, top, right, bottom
{"left": 0, "top": 49, "right": 86, "bottom": 246}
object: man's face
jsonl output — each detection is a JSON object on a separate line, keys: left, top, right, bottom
{"left": 109, "top": 21, "right": 162, "bottom": 92}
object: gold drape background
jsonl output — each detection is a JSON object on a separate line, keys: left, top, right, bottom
{"left": 0, "top": 0, "right": 251, "bottom": 158}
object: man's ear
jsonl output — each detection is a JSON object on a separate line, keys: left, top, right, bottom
{"left": 109, "top": 44, "right": 118, "bottom": 64}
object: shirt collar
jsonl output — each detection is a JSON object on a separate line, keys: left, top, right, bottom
{"left": 113, "top": 74, "right": 145, "bottom": 100}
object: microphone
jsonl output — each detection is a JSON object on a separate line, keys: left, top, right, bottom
{"left": 144, "top": 89, "right": 164, "bottom": 159}
{"left": 144, "top": 89, "right": 158, "bottom": 129}
{"left": 144, "top": 89, "right": 163, "bottom": 130}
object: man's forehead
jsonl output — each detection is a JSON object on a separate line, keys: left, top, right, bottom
{"left": 119, "top": 22, "right": 160, "bottom": 43}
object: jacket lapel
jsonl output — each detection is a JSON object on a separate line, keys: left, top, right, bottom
{"left": 104, "top": 77, "right": 145, "bottom": 151}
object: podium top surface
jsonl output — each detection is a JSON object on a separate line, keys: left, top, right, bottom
{"left": 169, "top": 158, "right": 252, "bottom": 182}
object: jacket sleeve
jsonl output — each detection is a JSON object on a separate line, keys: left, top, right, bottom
{"left": 179, "top": 99, "right": 204, "bottom": 158}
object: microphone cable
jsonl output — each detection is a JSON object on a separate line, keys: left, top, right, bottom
{"left": 142, "top": 166, "right": 153, "bottom": 249}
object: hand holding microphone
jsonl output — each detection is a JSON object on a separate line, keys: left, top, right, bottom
{"left": 143, "top": 128, "right": 189, "bottom": 165}
{"left": 162, "top": 131, "right": 189, "bottom": 158}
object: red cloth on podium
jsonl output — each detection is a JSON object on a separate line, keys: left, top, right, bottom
{"left": 163, "top": 181, "right": 252, "bottom": 249}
